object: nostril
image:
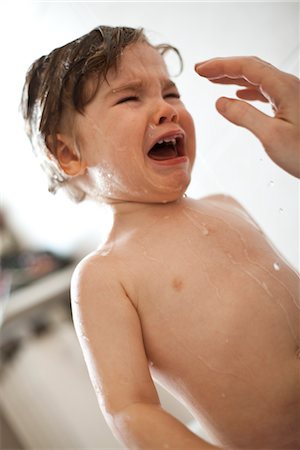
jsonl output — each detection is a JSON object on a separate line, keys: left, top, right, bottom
{"left": 159, "top": 116, "right": 167, "bottom": 124}
{"left": 159, "top": 113, "right": 178, "bottom": 125}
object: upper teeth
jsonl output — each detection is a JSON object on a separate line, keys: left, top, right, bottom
{"left": 157, "top": 138, "right": 176, "bottom": 145}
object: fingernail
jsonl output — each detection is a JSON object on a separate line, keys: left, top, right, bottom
{"left": 195, "top": 60, "right": 209, "bottom": 66}
{"left": 216, "top": 97, "right": 229, "bottom": 113}
{"left": 195, "top": 62, "right": 204, "bottom": 70}
{"left": 194, "top": 62, "right": 210, "bottom": 74}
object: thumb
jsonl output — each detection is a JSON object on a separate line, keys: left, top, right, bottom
{"left": 216, "top": 96, "right": 274, "bottom": 142}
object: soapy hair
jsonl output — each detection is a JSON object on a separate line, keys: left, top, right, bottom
{"left": 21, "top": 25, "right": 182, "bottom": 202}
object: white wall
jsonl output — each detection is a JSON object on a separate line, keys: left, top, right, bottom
{"left": 1, "top": 1, "right": 299, "bottom": 268}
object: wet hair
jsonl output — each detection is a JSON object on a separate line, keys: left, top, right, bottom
{"left": 21, "top": 25, "right": 183, "bottom": 201}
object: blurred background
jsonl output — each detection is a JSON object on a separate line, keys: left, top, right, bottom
{"left": 0, "top": 1, "right": 299, "bottom": 449}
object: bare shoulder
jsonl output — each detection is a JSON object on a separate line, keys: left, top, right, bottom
{"left": 72, "top": 249, "right": 112, "bottom": 294}
{"left": 202, "top": 193, "right": 247, "bottom": 211}
{"left": 201, "top": 193, "right": 263, "bottom": 231}
{"left": 72, "top": 249, "right": 115, "bottom": 287}
{"left": 70, "top": 246, "right": 131, "bottom": 327}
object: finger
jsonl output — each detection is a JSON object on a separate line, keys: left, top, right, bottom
{"left": 215, "top": 96, "right": 274, "bottom": 144}
{"left": 202, "top": 76, "right": 273, "bottom": 105}
{"left": 236, "top": 89, "right": 269, "bottom": 102}
{"left": 195, "top": 56, "right": 276, "bottom": 83}
{"left": 203, "top": 77, "right": 256, "bottom": 88}
{"left": 195, "top": 56, "right": 292, "bottom": 107}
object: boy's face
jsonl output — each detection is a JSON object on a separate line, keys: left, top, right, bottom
{"left": 74, "top": 41, "right": 196, "bottom": 204}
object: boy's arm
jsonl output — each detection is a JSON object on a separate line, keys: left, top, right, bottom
{"left": 71, "top": 256, "right": 219, "bottom": 450}
{"left": 195, "top": 56, "right": 300, "bottom": 179}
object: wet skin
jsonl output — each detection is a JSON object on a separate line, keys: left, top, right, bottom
{"left": 68, "top": 43, "right": 300, "bottom": 448}
{"left": 67, "top": 43, "right": 196, "bottom": 205}
{"left": 74, "top": 196, "right": 299, "bottom": 448}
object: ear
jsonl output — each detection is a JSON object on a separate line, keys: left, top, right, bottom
{"left": 47, "top": 134, "right": 87, "bottom": 176}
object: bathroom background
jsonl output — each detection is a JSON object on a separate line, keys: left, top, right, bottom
{"left": 0, "top": 1, "right": 299, "bottom": 449}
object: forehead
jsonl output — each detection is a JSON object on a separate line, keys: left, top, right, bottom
{"left": 106, "top": 42, "right": 170, "bottom": 86}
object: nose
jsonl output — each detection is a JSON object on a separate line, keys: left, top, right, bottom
{"left": 152, "top": 99, "right": 179, "bottom": 125}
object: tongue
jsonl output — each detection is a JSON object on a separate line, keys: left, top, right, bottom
{"left": 148, "top": 144, "right": 178, "bottom": 161}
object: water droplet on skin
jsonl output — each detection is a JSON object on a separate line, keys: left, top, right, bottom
{"left": 261, "top": 281, "right": 272, "bottom": 297}
{"left": 148, "top": 123, "right": 156, "bottom": 137}
{"left": 201, "top": 261, "right": 222, "bottom": 303}
{"left": 184, "top": 203, "right": 300, "bottom": 337}
{"left": 226, "top": 252, "right": 235, "bottom": 263}
{"left": 273, "top": 262, "right": 280, "bottom": 271}
{"left": 201, "top": 223, "right": 209, "bottom": 236}
{"left": 183, "top": 209, "right": 209, "bottom": 236}
{"left": 221, "top": 393, "right": 226, "bottom": 398}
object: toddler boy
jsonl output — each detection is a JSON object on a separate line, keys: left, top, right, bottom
{"left": 22, "top": 26, "right": 300, "bottom": 449}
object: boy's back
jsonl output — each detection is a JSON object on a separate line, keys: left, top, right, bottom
{"left": 72, "top": 195, "right": 300, "bottom": 448}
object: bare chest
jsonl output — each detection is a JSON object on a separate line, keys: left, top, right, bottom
{"left": 122, "top": 206, "right": 299, "bottom": 359}
{"left": 125, "top": 212, "right": 299, "bottom": 445}
{"left": 112, "top": 200, "right": 300, "bottom": 446}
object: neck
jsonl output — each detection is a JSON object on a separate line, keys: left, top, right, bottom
{"left": 106, "top": 196, "right": 186, "bottom": 232}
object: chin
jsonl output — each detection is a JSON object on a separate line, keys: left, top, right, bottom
{"left": 143, "top": 179, "right": 191, "bottom": 204}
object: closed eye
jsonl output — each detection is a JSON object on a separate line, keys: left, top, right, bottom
{"left": 116, "top": 96, "right": 139, "bottom": 104}
{"left": 164, "top": 93, "right": 181, "bottom": 99}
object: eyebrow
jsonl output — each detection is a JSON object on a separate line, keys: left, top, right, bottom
{"left": 106, "top": 79, "right": 177, "bottom": 97}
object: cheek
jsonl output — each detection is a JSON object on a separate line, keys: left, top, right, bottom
{"left": 104, "top": 116, "right": 140, "bottom": 157}
{"left": 182, "top": 111, "right": 196, "bottom": 160}
{"left": 185, "top": 110, "right": 196, "bottom": 136}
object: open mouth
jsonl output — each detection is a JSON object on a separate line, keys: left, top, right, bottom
{"left": 148, "top": 134, "right": 185, "bottom": 161}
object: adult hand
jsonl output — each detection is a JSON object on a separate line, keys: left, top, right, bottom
{"left": 195, "top": 56, "right": 300, "bottom": 178}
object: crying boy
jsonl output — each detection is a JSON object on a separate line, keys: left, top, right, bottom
{"left": 22, "top": 26, "right": 300, "bottom": 449}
